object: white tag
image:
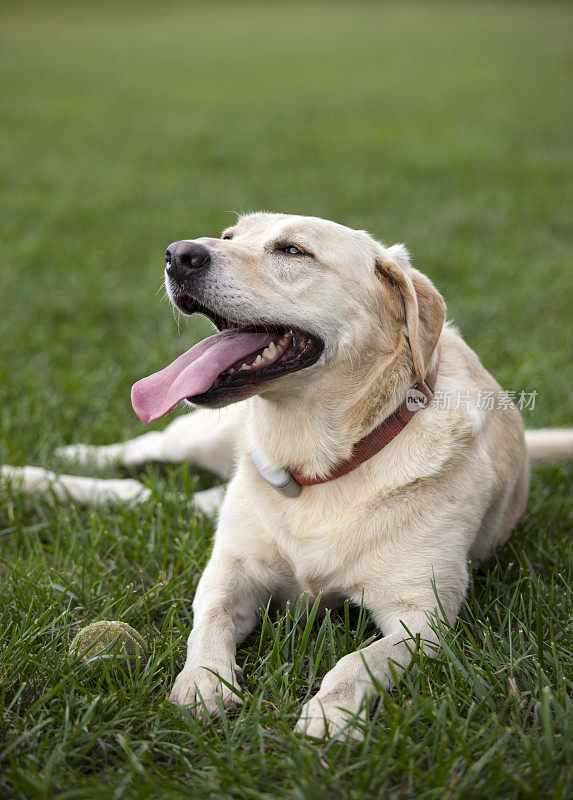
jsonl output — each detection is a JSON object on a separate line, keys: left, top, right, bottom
{"left": 251, "top": 450, "right": 302, "bottom": 498}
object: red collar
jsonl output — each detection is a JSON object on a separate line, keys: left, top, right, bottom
{"left": 290, "top": 350, "right": 440, "bottom": 487}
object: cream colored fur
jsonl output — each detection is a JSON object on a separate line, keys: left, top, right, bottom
{"left": 3, "top": 213, "right": 572, "bottom": 741}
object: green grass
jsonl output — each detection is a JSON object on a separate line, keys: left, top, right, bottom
{"left": 1, "top": 1, "right": 572, "bottom": 797}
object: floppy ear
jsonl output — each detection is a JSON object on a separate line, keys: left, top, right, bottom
{"left": 376, "top": 244, "right": 446, "bottom": 382}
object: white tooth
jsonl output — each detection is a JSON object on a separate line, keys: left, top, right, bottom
{"left": 261, "top": 342, "right": 278, "bottom": 360}
{"left": 228, "top": 368, "right": 235, "bottom": 374}
{"left": 279, "top": 333, "right": 290, "bottom": 347}
{"left": 240, "top": 363, "right": 249, "bottom": 371}
{"left": 253, "top": 355, "right": 264, "bottom": 366}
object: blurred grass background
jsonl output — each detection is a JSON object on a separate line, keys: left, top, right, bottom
{"left": 0, "top": 2, "right": 572, "bottom": 798}
{"left": 1, "top": 0, "right": 572, "bottom": 463}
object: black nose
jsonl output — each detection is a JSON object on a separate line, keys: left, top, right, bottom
{"left": 165, "top": 241, "right": 211, "bottom": 281}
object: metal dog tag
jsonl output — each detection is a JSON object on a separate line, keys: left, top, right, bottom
{"left": 251, "top": 450, "right": 302, "bottom": 498}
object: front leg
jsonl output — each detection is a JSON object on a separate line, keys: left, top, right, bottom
{"left": 170, "top": 505, "right": 289, "bottom": 715}
{"left": 295, "top": 590, "right": 464, "bottom": 740}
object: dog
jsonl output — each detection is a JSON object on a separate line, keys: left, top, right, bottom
{"left": 3, "top": 212, "right": 572, "bottom": 740}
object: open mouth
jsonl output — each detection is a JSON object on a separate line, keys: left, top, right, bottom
{"left": 131, "top": 295, "right": 324, "bottom": 423}
{"left": 182, "top": 298, "right": 323, "bottom": 389}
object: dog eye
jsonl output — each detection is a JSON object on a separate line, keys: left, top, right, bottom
{"left": 222, "top": 234, "right": 233, "bottom": 240}
{"left": 279, "top": 245, "right": 305, "bottom": 256}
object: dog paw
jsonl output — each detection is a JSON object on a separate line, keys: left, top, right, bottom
{"left": 192, "top": 486, "right": 226, "bottom": 516}
{"left": 169, "top": 664, "right": 242, "bottom": 717}
{"left": 55, "top": 443, "right": 95, "bottom": 463}
{"left": 294, "top": 692, "right": 365, "bottom": 741}
{"left": 55, "top": 443, "right": 125, "bottom": 468}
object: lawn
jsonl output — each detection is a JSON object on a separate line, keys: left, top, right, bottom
{"left": 1, "top": 1, "right": 572, "bottom": 797}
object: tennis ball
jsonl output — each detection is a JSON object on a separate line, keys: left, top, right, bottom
{"left": 70, "top": 621, "right": 147, "bottom": 662}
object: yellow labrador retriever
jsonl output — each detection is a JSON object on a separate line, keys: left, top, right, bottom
{"left": 3, "top": 213, "right": 572, "bottom": 739}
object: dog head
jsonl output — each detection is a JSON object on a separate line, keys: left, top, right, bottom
{"left": 132, "top": 213, "right": 445, "bottom": 422}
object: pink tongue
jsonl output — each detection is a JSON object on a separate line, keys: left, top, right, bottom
{"left": 131, "top": 330, "right": 271, "bottom": 424}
